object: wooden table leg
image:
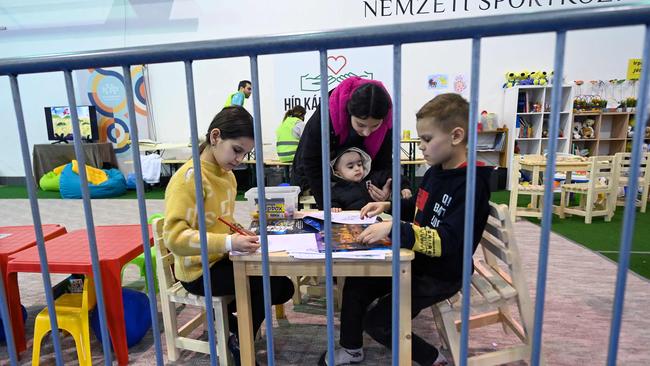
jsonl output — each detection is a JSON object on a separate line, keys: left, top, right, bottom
{"left": 234, "top": 262, "right": 256, "bottom": 366}
{"left": 399, "top": 261, "right": 412, "bottom": 365}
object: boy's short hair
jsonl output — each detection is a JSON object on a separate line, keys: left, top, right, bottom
{"left": 416, "top": 93, "right": 469, "bottom": 141}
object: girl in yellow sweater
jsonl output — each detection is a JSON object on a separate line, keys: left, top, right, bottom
{"left": 164, "top": 106, "right": 294, "bottom": 365}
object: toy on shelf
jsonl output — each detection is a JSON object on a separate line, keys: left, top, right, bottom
{"left": 502, "top": 69, "right": 554, "bottom": 88}
{"left": 581, "top": 119, "right": 596, "bottom": 139}
{"left": 572, "top": 121, "right": 582, "bottom": 140}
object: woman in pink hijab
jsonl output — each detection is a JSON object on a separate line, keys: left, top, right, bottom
{"left": 291, "top": 76, "right": 411, "bottom": 209}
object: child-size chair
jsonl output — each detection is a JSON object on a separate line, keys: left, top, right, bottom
{"left": 559, "top": 155, "right": 616, "bottom": 223}
{"left": 152, "top": 218, "right": 232, "bottom": 365}
{"left": 431, "top": 202, "right": 542, "bottom": 365}
{"left": 32, "top": 276, "right": 95, "bottom": 366}
{"left": 508, "top": 154, "right": 546, "bottom": 222}
{"left": 121, "top": 214, "right": 164, "bottom": 293}
{"left": 613, "top": 152, "right": 650, "bottom": 213}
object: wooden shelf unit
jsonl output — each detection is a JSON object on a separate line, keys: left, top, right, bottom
{"left": 476, "top": 128, "right": 509, "bottom": 167}
{"left": 571, "top": 111, "right": 636, "bottom": 156}
{"left": 502, "top": 85, "right": 573, "bottom": 188}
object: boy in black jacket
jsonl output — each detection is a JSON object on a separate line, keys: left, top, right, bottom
{"left": 319, "top": 93, "right": 492, "bottom": 366}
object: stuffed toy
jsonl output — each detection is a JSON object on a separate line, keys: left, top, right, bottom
{"left": 628, "top": 125, "right": 633, "bottom": 138}
{"left": 503, "top": 71, "right": 517, "bottom": 88}
{"left": 572, "top": 121, "right": 582, "bottom": 139}
{"left": 518, "top": 70, "right": 534, "bottom": 85}
{"left": 533, "top": 71, "right": 549, "bottom": 85}
{"left": 646, "top": 126, "right": 650, "bottom": 139}
{"left": 581, "top": 119, "right": 595, "bottom": 139}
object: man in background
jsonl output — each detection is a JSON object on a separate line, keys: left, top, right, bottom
{"left": 225, "top": 80, "right": 252, "bottom": 107}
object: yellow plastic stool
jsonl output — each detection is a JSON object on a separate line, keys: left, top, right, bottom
{"left": 32, "top": 276, "right": 96, "bottom": 366}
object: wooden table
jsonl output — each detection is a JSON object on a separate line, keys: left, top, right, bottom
{"left": 231, "top": 249, "right": 415, "bottom": 366}
{"left": 514, "top": 157, "right": 591, "bottom": 216}
{"left": 401, "top": 138, "right": 421, "bottom": 161}
{"left": 0, "top": 224, "right": 68, "bottom": 347}
{"left": 5, "top": 225, "right": 151, "bottom": 365}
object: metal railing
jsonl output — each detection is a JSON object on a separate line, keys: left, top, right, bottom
{"left": 1, "top": 4, "right": 649, "bottom": 366}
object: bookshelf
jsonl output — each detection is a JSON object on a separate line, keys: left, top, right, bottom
{"left": 571, "top": 111, "right": 637, "bottom": 156}
{"left": 502, "top": 85, "right": 573, "bottom": 188}
{"left": 476, "top": 128, "right": 508, "bottom": 167}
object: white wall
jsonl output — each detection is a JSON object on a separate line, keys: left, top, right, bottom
{"left": 0, "top": 0, "right": 644, "bottom": 177}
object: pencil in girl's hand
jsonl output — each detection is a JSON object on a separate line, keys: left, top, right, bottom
{"left": 218, "top": 217, "right": 250, "bottom": 236}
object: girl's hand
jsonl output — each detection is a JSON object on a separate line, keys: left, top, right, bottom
{"left": 401, "top": 188, "right": 413, "bottom": 199}
{"left": 368, "top": 178, "right": 392, "bottom": 201}
{"left": 360, "top": 202, "right": 390, "bottom": 219}
{"left": 231, "top": 234, "right": 260, "bottom": 253}
{"left": 357, "top": 222, "right": 392, "bottom": 244}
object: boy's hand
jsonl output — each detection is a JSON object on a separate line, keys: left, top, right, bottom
{"left": 231, "top": 234, "right": 260, "bottom": 253}
{"left": 368, "top": 178, "right": 392, "bottom": 201}
{"left": 401, "top": 188, "right": 413, "bottom": 199}
{"left": 358, "top": 222, "right": 392, "bottom": 244}
{"left": 360, "top": 202, "right": 390, "bottom": 219}
{"left": 332, "top": 207, "right": 342, "bottom": 213}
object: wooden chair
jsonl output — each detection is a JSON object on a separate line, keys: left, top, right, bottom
{"left": 152, "top": 218, "right": 232, "bottom": 365}
{"left": 613, "top": 152, "right": 650, "bottom": 213}
{"left": 559, "top": 156, "right": 616, "bottom": 224}
{"left": 431, "top": 202, "right": 542, "bottom": 365}
{"left": 508, "top": 154, "right": 546, "bottom": 222}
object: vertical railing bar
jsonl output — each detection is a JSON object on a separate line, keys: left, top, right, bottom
{"left": 249, "top": 54, "right": 276, "bottom": 366}
{"left": 530, "top": 30, "right": 566, "bottom": 366}
{"left": 459, "top": 37, "right": 482, "bottom": 366}
{"left": 390, "top": 43, "right": 402, "bottom": 366}
{"left": 63, "top": 70, "right": 113, "bottom": 364}
{"left": 606, "top": 24, "right": 650, "bottom": 366}
{"left": 121, "top": 65, "right": 164, "bottom": 365}
{"left": 318, "top": 49, "right": 336, "bottom": 366}
{"left": 8, "top": 75, "right": 62, "bottom": 366}
{"left": 183, "top": 60, "right": 218, "bottom": 366}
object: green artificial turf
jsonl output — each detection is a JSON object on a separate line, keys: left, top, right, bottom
{"left": 490, "top": 190, "right": 649, "bottom": 280}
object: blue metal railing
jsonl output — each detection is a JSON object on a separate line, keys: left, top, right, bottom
{"left": 1, "top": 4, "right": 649, "bottom": 366}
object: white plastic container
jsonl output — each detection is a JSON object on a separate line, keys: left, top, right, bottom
{"left": 244, "top": 186, "right": 301, "bottom": 219}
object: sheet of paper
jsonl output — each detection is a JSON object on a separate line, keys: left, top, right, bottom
{"left": 0, "top": 233, "right": 12, "bottom": 240}
{"left": 288, "top": 249, "right": 389, "bottom": 260}
{"left": 229, "top": 233, "right": 319, "bottom": 256}
{"left": 267, "top": 233, "right": 319, "bottom": 253}
{"left": 303, "top": 211, "right": 378, "bottom": 225}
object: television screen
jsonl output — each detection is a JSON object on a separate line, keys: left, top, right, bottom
{"left": 45, "top": 105, "right": 99, "bottom": 142}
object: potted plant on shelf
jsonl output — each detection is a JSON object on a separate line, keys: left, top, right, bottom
{"left": 626, "top": 97, "right": 637, "bottom": 112}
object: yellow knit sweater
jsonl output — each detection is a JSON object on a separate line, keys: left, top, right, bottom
{"left": 163, "top": 159, "right": 238, "bottom": 282}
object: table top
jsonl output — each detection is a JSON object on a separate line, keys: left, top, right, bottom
{"left": 7, "top": 224, "right": 152, "bottom": 273}
{"left": 138, "top": 142, "right": 191, "bottom": 152}
{"left": 0, "top": 225, "right": 67, "bottom": 257}
{"left": 230, "top": 248, "right": 414, "bottom": 263}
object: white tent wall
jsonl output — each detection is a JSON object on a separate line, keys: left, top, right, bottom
{"left": 0, "top": 0, "right": 644, "bottom": 178}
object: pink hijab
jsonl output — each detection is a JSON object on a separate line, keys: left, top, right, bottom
{"left": 329, "top": 77, "right": 393, "bottom": 159}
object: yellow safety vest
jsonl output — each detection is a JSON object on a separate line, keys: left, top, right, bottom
{"left": 276, "top": 116, "right": 301, "bottom": 163}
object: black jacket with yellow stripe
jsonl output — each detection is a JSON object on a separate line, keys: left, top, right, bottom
{"left": 400, "top": 163, "right": 492, "bottom": 284}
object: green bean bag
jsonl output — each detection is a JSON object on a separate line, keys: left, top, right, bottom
{"left": 39, "top": 171, "right": 61, "bottom": 192}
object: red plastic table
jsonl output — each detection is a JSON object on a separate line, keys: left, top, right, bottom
{"left": 0, "top": 224, "right": 67, "bottom": 343}
{"left": 5, "top": 225, "right": 152, "bottom": 365}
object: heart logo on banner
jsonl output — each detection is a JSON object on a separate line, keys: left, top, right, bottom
{"left": 327, "top": 56, "right": 348, "bottom": 75}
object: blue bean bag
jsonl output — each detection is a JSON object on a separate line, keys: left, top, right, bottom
{"left": 0, "top": 305, "right": 27, "bottom": 343}
{"left": 90, "top": 288, "right": 152, "bottom": 348}
{"left": 59, "top": 163, "right": 127, "bottom": 199}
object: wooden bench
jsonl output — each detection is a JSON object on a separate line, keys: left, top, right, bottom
{"left": 431, "top": 202, "right": 543, "bottom": 365}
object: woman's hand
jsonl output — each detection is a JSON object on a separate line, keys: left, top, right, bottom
{"left": 231, "top": 234, "right": 260, "bottom": 253}
{"left": 401, "top": 188, "right": 413, "bottom": 199}
{"left": 357, "top": 222, "right": 392, "bottom": 244}
{"left": 360, "top": 202, "right": 391, "bottom": 219}
{"left": 368, "top": 178, "right": 392, "bottom": 201}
